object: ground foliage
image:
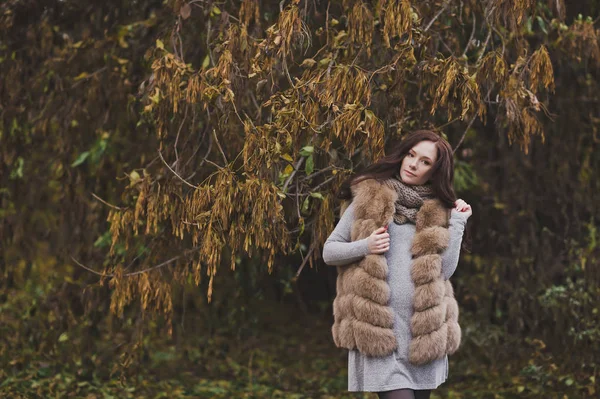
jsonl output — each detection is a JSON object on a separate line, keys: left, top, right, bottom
{"left": 1, "top": 0, "right": 599, "bottom": 397}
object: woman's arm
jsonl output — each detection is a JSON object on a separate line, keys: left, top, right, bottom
{"left": 322, "top": 201, "right": 370, "bottom": 266}
{"left": 441, "top": 208, "right": 469, "bottom": 280}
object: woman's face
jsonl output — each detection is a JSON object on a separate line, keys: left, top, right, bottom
{"left": 399, "top": 140, "right": 438, "bottom": 185}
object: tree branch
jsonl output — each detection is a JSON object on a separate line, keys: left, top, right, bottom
{"left": 424, "top": 1, "right": 450, "bottom": 32}
{"left": 91, "top": 192, "right": 125, "bottom": 211}
{"left": 282, "top": 157, "right": 305, "bottom": 193}
{"left": 71, "top": 247, "right": 201, "bottom": 278}
{"left": 158, "top": 150, "right": 200, "bottom": 189}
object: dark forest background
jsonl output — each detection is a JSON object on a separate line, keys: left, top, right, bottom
{"left": 1, "top": 0, "right": 599, "bottom": 397}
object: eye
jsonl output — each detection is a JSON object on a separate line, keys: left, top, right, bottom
{"left": 422, "top": 160, "right": 430, "bottom": 165}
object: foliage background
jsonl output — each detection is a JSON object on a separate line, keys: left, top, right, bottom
{"left": 1, "top": 0, "right": 599, "bottom": 397}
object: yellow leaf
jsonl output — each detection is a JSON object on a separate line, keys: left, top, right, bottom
{"left": 283, "top": 164, "right": 294, "bottom": 175}
{"left": 149, "top": 88, "right": 161, "bottom": 104}
{"left": 119, "top": 36, "right": 129, "bottom": 48}
{"left": 156, "top": 39, "right": 165, "bottom": 50}
{"left": 73, "top": 72, "right": 89, "bottom": 81}
{"left": 129, "top": 171, "right": 141, "bottom": 183}
{"left": 300, "top": 58, "right": 316, "bottom": 68}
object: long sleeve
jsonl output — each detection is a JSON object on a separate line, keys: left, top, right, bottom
{"left": 322, "top": 201, "right": 370, "bottom": 266}
{"left": 441, "top": 208, "right": 469, "bottom": 280}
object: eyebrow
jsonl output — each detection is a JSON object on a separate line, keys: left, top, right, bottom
{"left": 410, "top": 149, "right": 433, "bottom": 161}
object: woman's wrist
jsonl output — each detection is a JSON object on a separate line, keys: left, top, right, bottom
{"left": 450, "top": 208, "right": 470, "bottom": 225}
{"left": 359, "top": 237, "right": 371, "bottom": 255}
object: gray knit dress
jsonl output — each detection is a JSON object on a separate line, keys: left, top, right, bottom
{"left": 322, "top": 200, "right": 469, "bottom": 392}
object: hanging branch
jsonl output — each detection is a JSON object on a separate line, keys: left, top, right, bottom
{"left": 71, "top": 247, "right": 201, "bottom": 278}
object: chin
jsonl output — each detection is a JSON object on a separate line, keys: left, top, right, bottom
{"left": 401, "top": 173, "right": 416, "bottom": 184}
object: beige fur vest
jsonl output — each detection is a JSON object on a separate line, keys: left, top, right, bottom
{"left": 331, "top": 178, "right": 461, "bottom": 365}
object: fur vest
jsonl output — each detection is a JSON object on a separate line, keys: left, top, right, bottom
{"left": 331, "top": 178, "right": 461, "bottom": 365}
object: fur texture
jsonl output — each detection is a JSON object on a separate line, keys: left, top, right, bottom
{"left": 331, "top": 178, "right": 462, "bottom": 365}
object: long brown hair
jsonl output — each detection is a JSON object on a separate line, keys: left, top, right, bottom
{"left": 338, "top": 130, "right": 456, "bottom": 206}
{"left": 337, "top": 129, "right": 471, "bottom": 251}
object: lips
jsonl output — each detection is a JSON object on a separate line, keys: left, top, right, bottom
{"left": 404, "top": 170, "right": 416, "bottom": 177}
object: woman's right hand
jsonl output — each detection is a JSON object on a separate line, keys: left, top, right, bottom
{"left": 367, "top": 226, "right": 390, "bottom": 254}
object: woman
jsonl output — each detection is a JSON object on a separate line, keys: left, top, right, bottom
{"left": 322, "top": 130, "right": 472, "bottom": 399}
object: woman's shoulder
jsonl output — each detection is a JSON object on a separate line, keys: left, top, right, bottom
{"left": 339, "top": 199, "right": 354, "bottom": 219}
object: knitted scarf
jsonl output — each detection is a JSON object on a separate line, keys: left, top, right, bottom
{"left": 384, "top": 173, "right": 435, "bottom": 225}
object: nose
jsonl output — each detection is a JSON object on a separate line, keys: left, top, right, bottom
{"left": 409, "top": 159, "right": 418, "bottom": 169}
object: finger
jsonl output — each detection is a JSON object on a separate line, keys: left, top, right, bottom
{"left": 374, "top": 227, "right": 386, "bottom": 234}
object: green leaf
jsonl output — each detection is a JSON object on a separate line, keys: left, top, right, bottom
{"left": 309, "top": 192, "right": 324, "bottom": 200}
{"left": 299, "top": 146, "right": 314, "bottom": 156}
{"left": 525, "top": 17, "right": 533, "bottom": 34}
{"left": 94, "top": 231, "right": 111, "bottom": 248}
{"left": 536, "top": 16, "right": 547, "bottom": 34}
{"left": 9, "top": 157, "right": 24, "bottom": 179}
{"left": 58, "top": 332, "right": 69, "bottom": 342}
{"left": 304, "top": 155, "right": 314, "bottom": 175}
{"left": 156, "top": 39, "right": 165, "bottom": 50}
{"left": 302, "top": 196, "right": 310, "bottom": 213}
{"left": 202, "top": 54, "right": 210, "bottom": 69}
{"left": 298, "top": 217, "right": 305, "bottom": 235}
{"left": 71, "top": 151, "right": 90, "bottom": 167}
{"left": 319, "top": 58, "right": 332, "bottom": 66}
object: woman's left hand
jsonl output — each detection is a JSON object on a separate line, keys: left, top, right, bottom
{"left": 454, "top": 199, "right": 472, "bottom": 218}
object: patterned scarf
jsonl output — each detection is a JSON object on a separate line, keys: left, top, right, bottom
{"left": 383, "top": 173, "right": 435, "bottom": 225}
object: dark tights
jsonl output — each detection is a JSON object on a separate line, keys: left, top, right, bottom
{"left": 377, "top": 389, "right": 431, "bottom": 399}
